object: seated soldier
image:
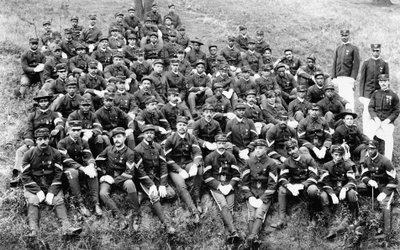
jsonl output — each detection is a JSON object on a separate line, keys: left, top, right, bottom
{"left": 43, "top": 44, "right": 68, "bottom": 82}
{"left": 261, "top": 90, "right": 287, "bottom": 126}
{"left": 136, "top": 96, "right": 171, "bottom": 143}
{"left": 174, "top": 48, "right": 191, "bottom": 77}
{"left": 288, "top": 85, "right": 312, "bottom": 127}
{"left": 145, "top": 3, "right": 162, "bottom": 25}
{"left": 271, "top": 138, "right": 322, "bottom": 229}
{"left": 176, "top": 26, "right": 190, "bottom": 51}
{"left": 204, "top": 134, "right": 241, "bottom": 243}
{"left": 11, "top": 90, "right": 64, "bottom": 186}
{"left": 212, "top": 64, "right": 238, "bottom": 107}
{"left": 220, "top": 36, "right": 242, "bottom": 74}
{"left": 104, "top": 52, "right": 136, "bottom": 90}
{"left": 132, "top": 76, "right": 164, "bottom": 111}
{"left": 96, "top": 127, "right": 143, "bottom": 229}
{"left": 134, "top": 125, "right": 176, "bottom": 233}
{"left": 187, "top": 59, "right": 212, "bottom": 116}
{"left": 205, "top": 82, "right": 234, "bottom": 131}
{"left": 123, "top": 7, "right": 142, "bottom": 40}
{"left": 108, "top": 12, "right": 125, "bottom": 36}
{"left": 275, "top": 63, "right": 297, "bottom": 107}
{"left": 21, "top": 128, "right": 82, "bottom": 237}
{"left": 317, "top": 84, "right": 344, "bottom": 129}
{"left": 261, "top": 48, "right": 276, "bottom": 66}
{"left": 319, "top": 145, "right": 358, "bottom": 240}
{"left": 296, "top": 54, "right": 323, "bottom": 88}
{"left": 165, "top": 3, "right": 182, "bottom": 29}
{"left": 60, "top": 28, "right": 79, "bottom": 59}
{"left": 298, "top": 103, "right": 332, "bottom": 165}
{"left": 242, "top": 39, "right": 263, "bottom": 77}
{"left": 242, "top": 139, "right": 278, "bottom": 248}
{"left": 159, "top": 16, "right": 175, "bottom": 42}
{"left": 148, "top": 59, "right": 168, "bottom": 101}
{"left": 192, "top": 104, "right": 223, "bottom": 157}
{"left": 143, "top": 32, "right": 163, "bottom": 60}
{"left": 186, "top": 38, "right": 207, "bottom": 67}
{"left": 164, "top": 116, "right": 203, "bottom": 223}
{"left": 243, "top": 89, "right": 271, "bottom": 138}
{"left": 69, "top": 44, "right": 92, "bottom": 77}
{"left": 162, "top": 30, "right": 182, "bottom": 66}
{"left": 42, "top": 63, "right": 69, "bottom": 110}
{"left": 233, "top": 66, "right": 257, "bottom": 100}
{"left": 235, "top": 25, "right": 251, "bottom": 53}
{"left": 113, "top": 76, "right": 138, "bottom": 120}
{"left": 163, "top": 58, "right": 187, "bottom": 104}
{"left": 91, "top": 36, "right": 113, "bottom": 70}
{"left": 205, "top": 44, "right": 227, "bottom": 76}
{"left": 274, "top": 49, "right": 302, "bottom": 77}
{"left": 95, "top": 92, "right": 135, "bottom": 150}
{"left": 79, "top": 14, "right": 102, "bottom": 53}
{"left": 129, "top": 49, "right": 152, "bottom": 82}
{"left": 256, "top": 64, "right": 282, "bottom": 109}
{"left": 108, "top": 26, "right": 126, "bottom": 51}
{"left": 70, "top": 15, "right": 83, "bottom": 41}
{"left": 58, "top": 120, "right": 102, "bottom": 217}
{"left": 160, "top": 88, "right": 192, "bottom": 131}
{"left": 55, "top": 78, "right": 83, "bottom": 118}
{"left": 254, "top": 30, "right": 270, "bottom": 55}
{"left": 122, "top": 34, "right": 139, "bottom": 67}
{"left": 358, "top": 140, "right": 398, "bottom": 239}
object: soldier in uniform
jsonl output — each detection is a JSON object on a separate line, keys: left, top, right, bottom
{"left": 148, "top": 59, "right": 168, "bottom": 101}
{"left": 242, "top": 139, "right": 278, "bottom": 247}
{"left": 187, "top": 59, "right": 212, "bottom": 116}
{"left": 21, "top": 128, "right": 81, "bottom": 237}
{"left": 176, "top": 26, "right": 190, "bottom": 51}
{"left": 257, "top": 64, "right": 281, "bottom": 109}
{"left": 288, "top": 85, "right": 312, "bottom": 126}
{"left": 275, "top": 63, "right": 297, "bottom": 107}
{"left": 165, "top": 3, "right": 182, "bottom": 28}
{"left": 60, "top": 28, "right": 78, "bottom": 59}
{"left": 43, "top": 44, "right": 68, "bottom": 82}
{"left": 55, "top": 78, "right": 83, "bottom": 118}
{"left": 205, "top": 82, "right": 234, "bottom": 131}
{"left": 358, "top": 140, "right": 398, "bottom": 239}
{"left": 186, "top": 38, "right": 207, "bottom": 67}
{"left": 91, "top": 36, "right": 113, "bottom": 70}
{"left": 79, "top": 15, "right": 103, "bottom": 53}
{"left": 161, "top": 88, "right": 192, "bottom": 131}
{"left": 69, "top": 43, "right": 92, "bottom": 76}
{"left": 317, "top": 83, "right": 345, "bottom": 129}
{"left": 78, "top": 61, "right": 107, "bottom": 110}
{"left": 296, "top": 54, "right": 323, "bottom": 87}
{"left": 206, "top": 44, "right": 227, "bottom": 76}
{"left": 261, "top": 90, "right": 287, "bottom": 126}
{"left": 40, "top": 21, "right": 62, "bottom": 52}
{"left": 233, "top": 66, "right": 257, "bottom": 100}
{"left": 235, "top": 25, "right": 251, "bottom": 53}
{"left": 243, "top": 89, "right": 271, "bottom": 137}
{"left": 145, "top": 3, "right": 163, "bottom": 25}
{"left": 113, "top": 75, "right": 137, "bottom": 116}
{"left": 104, "top": 52, "right": 136, "bottom": 86}
{"left": 271, "top": 138, "right": 321, "bottom": 229}
{"left": 164, "top": 116, "right": 203, "bottom": 223}
{"left": 211, "top": 64, "right": 238, "bottom": 107}
{"left": 132, "top": 76, "right": 164, "bottom": 110}
{"left": 108, "top": 26, "right": 126, "bottom": 51}
{"left": 143, "top": 32, "right": 163, "bottom": 60}
{"left": 70, "top": 16, "right": 83, "bottom": 41}
{"left": 163, "top": 58, "right": 187, "bottom": 101}
{"left": 108, "top": 12, "right": 125, "bottom": 37}
{"left": 366, "top": 74, "right": 400, "bottom": 160}
{"left": 254, "top": 30, "right": 269, "bottom": 55}
{"left": 220, "top": 36, "right": 242, "bottom": 73}
{"left": 123, "top": 7, "right": 142, "bottom": 39}
{"left": 204, "top": 134, "right": 241, "bottom": 243}
{"left": 133, "top": 125, "right": 176, "bottom": 233}
{"left": 307, "top": 71, "right": 327, "bottom": 103}
{"left": 242, "top": 39, "right": 263, "bottom": 77}
{"left": 57, "top": 120, "right": 102, "bottom": 216}
{"left": 275, "top": 49, "right": 302, "bottom": 76}
{"left": 130, "top": 49, "right": 152, "bottom": 82}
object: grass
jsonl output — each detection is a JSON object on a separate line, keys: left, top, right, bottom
{"left": 1, "top": 0, "right": 400, "bottom": 249}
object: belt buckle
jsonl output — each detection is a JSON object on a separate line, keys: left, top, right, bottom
{"left": 257, "top": 181, "right": 262, "bottom": 189}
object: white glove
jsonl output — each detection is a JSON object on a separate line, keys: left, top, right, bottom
{"left": 188, "top": 164, "right": 198, "bottom": 177}
{"left": 222, "top": 89, "right": 234, "bottom": 99}
{"left": 158, "top": 185, "right": 167, "bottom": 198}
{"left": 374, "top": 117, "right": 381, "bottom": 125}
{"left": 100, "top": 175, "right": 115, "bottom": 184}
{"left": 37, "top": 190, "right": 45, "bottom": 203}
{"left": 382, "top": 119, "right": 390, "bottom": 126}
{"left": 88, "top": 44, "right": 95, "bottom": 53}
{"left": 312, "top": 147, "right": 320, "bottom": 157}
{"left": 286, "top": 184, "right": 299, "bottom": 196}
{"left": 293, "top": 184, "right": 304, "bottom": 191}
{"left": 179, "top": 169, "right": 189, "bottom": 179}
{"left": 84, "top": 164, "right": 97, "bottom": 178}
{"left": 248, "top": 196, "right": 262, "bottom": 208}
{"left": 83, "top": 130, "right": 94, "bottom": 141}
{"left": 34, "top": 63, "right": 45, "bottom": 72}
{"left": 128, "top": 113, "right": 136, "bottom": 121}
{"left": 45, "top": 192, "right": 54, "bottom": 205}
{"left": 239, "top": 149, "right": 249, "bottom": 160}
{"left": 330, "top": 194, "right": 339, "bottom": 204}
{"left": 125, "top": 79, "right": 131, "bottom": 91}
{"left": 319, "top": 147, "right": 327, "bottom": 158}
{"left": 225, "top": 112, "right": 236, "bottom": 120}
{"left": 204, "top": 142, "right": 217, "bottom": 151}
{"left": 121, "top": 172, "right": 133, "bottom": 179}
{"left": 280, "top": 156, "right": 287, "bottom": 163}
{"left": 125, "top": 128, "right": 134, "bottom": 136}
{"left": 339, "top": 188, "right": 347, "bottom": 200}
{"left": 149, "top": 185, "right": 158, "bottom": 197}
{"left": 184, "top": 47, "right": 191, "bottom": 53}
{"left": 368, "top": 180, "right": 378, "bottom": 188}
{"left": 287, "top": 120, "right": 299, "bottom": 129}
{"left": 377, "top": 192, "right": 387, "bottom": 202}
{"left": 219, "top": 184, "right": 233, "bottom": 195}
{"left": 158, "top": 127, "right": 168, "bottom": 134}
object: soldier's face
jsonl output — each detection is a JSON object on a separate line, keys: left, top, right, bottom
{"left": 261, "top": 69, "right": 271, "bottom": 77}
{"left": 89, "top": 67, "right": 97, "bottom": 75}
{"left": 235, "top": 109, "right": 245, "bottom": 118}
{"left": 71, "top": 20, "right": 78, "bottom": 27}
{"left": 146, "top": 102, "right": 158, "bottom": 112}
{"left": 65, "top": 33, "right": 72, "bottom": 40}
{"left": 315, "top": 76, "right": 324, "bottom": 86}
{"left": 266, "top": 95, "right": 276, "bottom": 105}
{"left": 169, "top": 6, "right": 175, "bottom": 13}
{"left": 331, "top": 152, "right": 343, "bottom": 163}
{"left": 113, "top": 134, "right": 126, "bottom": 146}
{"left": 165, "top": 19, "right": 172, "bottom": 26}
{"left": 90, "top": 19, "right": 96, "bottom": 26}
{"left": 53, "top": 49, "right": 62, "bottom": 57}
{"left": 367, "top": 147, "right": 378, "bottom": 157}
{"left": 150, "top": 36, "right": 158, "bottom": 43}
{"left": 30, "top": 42, "right": 39, "bottom": 50}
{"left": 297, "top": 91, "right": 306, "bottom": 98}
{"left": 80, "top": 104, "right": 91, "bottom": 113}
{"left": 248, "top": 43, "right": 255, "bottom": 50}
{"left": 196, "top": 64, "right": 205, "bottom": 74}
{"left": 152, "top": 6, "right": 157, "bottom": 11}
{"left": 57, "top": 70, "right": 67, "bottom": 79}
{"left": 341, "top": 34, "right": 349, "bottom": 43}
{"left": 284, "top": 51, "right": 293, "bottom": 60}
{"left": 177, "top": 53, "right": 184, "bottom": 59}
{"left": 43, "top": 24, "right": 51, "bottom": 31}
{"left": 116, "top": 82, "right": 125, "bottom": 91}
{"left": 144, "top": 130, "right": 155, "bottom": 142}
{"left": 100, "top": 40, "right": 109, "bottom": 48}
{"left": 67, "top": 85, "right": 77, "bottom": 95}
{"left": 216, "top": 141, "right": 226, "bottom": 151}
{"left": 287, "top": 146, "right": 299, "bottom": 158}
{"left": 36, "top": 136, "right": 50, "bottom": 149}
{"left": 306, "top": 59, "right": 315, "bottom": 68}
{"left": 209, "top": 47, "right": 217, "bottom": 55}
{"left": 116, "top": 16, "right": 123, "bottom": 22}
{"left": 325, "top": 89, "right": 334, "bottom": 99}
{"left": 171, "top": 63, "right": 179, "bottom": 71}
{"left": 154, "top": 64, "right": 163, "bottom": 73}
{"left": 214, "top": 88, "right": 223, "bottom": 97}
{"left": 203, "top": 109, "right": 213, "bottom": 119}
{"left": 69, "top": 127, "right": 82, "bottom": 140}
{"left": 169, "top": 35, "right": 176, "bottom": 42}
{"left": 104, "top": 98, "right": 114, "bottom": 108}
{"left": 277, "top": 68, "right": 285, "bottom": 76}
{"left": 246, "top": 95, "right": 256, "bottom": 104}
{"left": 256, "top": 35, "right": 263, "bottom": 41}
{"left": 168, "top": 94, "right": 179, "bottom": 104}
{"left": 372, "top": 49, "right": 381, "bottom": 59}
{"left": 310, "top": 108, "right": 319, "bottom": 118}
{"left": 141, "top": 81, "right": 151, "bottom": 91}
{"left": 379, "top": 80, "right": 389, "bottom": 91}
{"left": 37, "top": 98, "right": 50, "bottom": 109}
{"left": 176, "top": 122, "right": 187, "bottom": 134}
{"left": 228, "top": 40, "right": 234, "bottom": 47}
{"left": 113, "top": 57, "right": 123, "bottom": 66}
{"left": 254, "top": 146, "right": 267, "bottom": 157}
{"left": 343, "top": 115, "right": 354, "bottom": 126}
{"left": 263, "top": 50, "right": 271, "bottom": 58}
{"left": 128, "top": 10, "right": 135, "bottom": 16}
{"left": 242, "top": 72, "right": 250, "bottom": 79}
{"left": 193, "top": 43, "right": 200, "bottom": 50}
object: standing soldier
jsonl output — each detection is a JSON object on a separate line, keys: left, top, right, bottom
{"left": 331, "top": 29, "right": 360, "bottom": 112}
{"left": 21, "top": 128, "right": 82, "bottom": 237}
{"left": 359, "top": 44, "right": 389, "bottom": 133}
{"left": 204, "top": 134, "right": 241, "bottom": 243}
{"left": 242, "top": 139, "right": 278, "bottom": 248}
{"left": 358, "top": 140, "right": 398, "bottom": 239}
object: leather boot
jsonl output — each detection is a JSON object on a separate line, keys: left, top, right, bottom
{"left": 26, "top": 205, "right": 40, "bottom": 237}
{"left": 77, "top": 198, "right": 91, "bottom": 217}
{"left": 55, "top": 204, "right": 82, "bottom": 235}
{"left": 246, "top": 219, "right": 263, "bottom": 247}
{"left": 271, "top": 191, "right": 287, "bottom": 229}
{"left": 375, "top": 209, "right": 392, "bottom": 239}
{"left": 127, "top": 192, "right": 140, "bottom": 215}
{"left": 247, "top": 220, "right": 254, "bottom": 234}
{"left": 270, "top": 214, "right": 286, "bottom": 229}
{"left": 349, "top": 202, "right": 359, "bottom": 221}
{"left": 221, "top": 207, "right": 235, "bottom": 233}
{"left": 152, "top": 201, "right": 166, "bottom": 223}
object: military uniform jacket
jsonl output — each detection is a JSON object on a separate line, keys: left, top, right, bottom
{"left": 298, "top": 116, "right": 332, "bottom": 149}
{"left": 162, "top": 41, "right": 182, "bottom": 62}
{"left": 95, "top": 106, "right": 133, "bottom": 132}
{"left": 134, "top": 140, "right": 168, "bottom": 188}
{"left": 187, "top": 73, "right": 212, "bottom": 93}
{"left": 307, "top": 85, "right": 325, "bottom": 103}
{"left": 70, "top": 25, "right": 83, "bottom": 41}
{"left": 123, "top": 15, "right": 142, "bottom": 35}
{"left": 149, "top": 72, "right": 168, "bottom": 100}
{"left": 177, "top": 59, "right": 192, "bottom": 77}
{"left": 43, "top": 56, "right": 68, "bottom": 81}
{"left": 48, "top": 78, "right": 67, "bottom": 95}
{"left": 21, "top": 146, "right": 63, "bottom": 194}
{"left": 104, "top": 64, "right": 135, "bottom": 80}
{"left": 122, "top": 45, "right": 139, "bottom": 65}
{"left": 361, "top": 153, "right": 397, "bottom": 195}
{"left": 176, "top": 32, "right": 190, "bottom": 49}
{"left": 164, "top": 132, "right": 202, "bottom": 172}
{"left": 78, "top": 73, "right": 107, "bottom": 95}
{"left": 165, "top": 12, "right": 182, "bottom": 28}
{"left": 130, "top": 60, "right": 153, "bottom": 82}
{"left": 145, "top": 10, "right": 162, "bottom": 25}
{"left": 275, "top": 73, "right": 297, "bottom": 99}
{"left": 212, "top": 75, "right": 235, "bottom": 91}
{"left": 133, "top": 89, "right": 164, "bottom": 111}
{"left": 55, "top": 94, "right": 83, "bottom": 118}
{"left": 205, "top": 96, "right": 233, "bottom": 116}
{"left": 143, "top": 42, "right": 163, "bottom": 60}
{"left": 279, "top": 155, "right": 319, "bottom": 187}
{"left": 288, "top": 98, "right": 312, "bottom": 119}
{"left": 108, "top": 35, "right": 126, "bottom": 50}
{"left": 233, "top": 78, "right": 257, "bottom": 99}
{"left": 136, "top": 109, "right": 171, "bottom": 132}
{"left": 206, "top": 54, "right": 227, "bottom": 75}
{"left": 220, "top": 46, "right": 242, "bottom": 67}
{"left": 41, "top": 31, "right": 61, "bottom": 46}
{"left": 114, "top": 91, "right": 137, "bottom": 113}
{"left": 25, "top": 109, "right": 64, "bottom": 142}
{"left": 242, "top": 154, "right": 278, "bottom": 203}
{"left": 242, "top": 50, "right": 263, "bottom": 75}
{"left": 60, "top": 39, "right": 78, "bottom": 58}
{"left": 317, "top": 97, "right": 344, "bottom": 116}
{"left": 254, "top": 40, "right": 270, "bottom": 55}
{"left": 266, "top": 124, "right": 297, "bottom": 153}
{"left": 261, "top": 103, "right": 286, "bottom": 125}
{"left": 256, "top": 75, "right": 279, "bottom": 95}
{"left": 244, "top": 103, "right": 263, "bottom": 122}
{"left": 192, "top": 117, "right": 222, "bottom": 145}
{"left": 91, "top": 48, "right": 113, "bottom": 68}
{"left": 280, "top": 57, "right": 302, "bottom": 76}
{"left": 70, "top": 54, "right": 92, "bottom": 73}
{"left": 332, "top": 124, "right": 368, "bottom": 151}
{"left": 160, "top": 102, "right": 191, "bottom": 130}
{"left": 225, "top": 117, "right": 257, "bottom": 150}
{"left": 21, "top": 49, "right": 46, "bottom": 75}
{"left": 235, "top": 34, "right": 251, "bottom": 51}
{"left": 359, "top": 58, "right": 389, "bottom": 98}
{"left": 320, "top": 160, "right": 356, "bottom": 194}
{"left": 67, "top": 110, "right": 102, "bottom": 135}
{"left": 368, "top": 89, "right": 400, "bottom": 123}
{"left": 204, "top": 150, "right": 240, "bottom": 190}
{"left": 79, "top": 26, "right": 102, "bottom": 47}
{"left": 163, "top": 71, "right": 187, "bottom": 100}
{"left": 331, "top": 43, "right": 360, "bottom": 79}
{"left": 185, "top": 49, "right": 207, "bottom": 67}
{"left": 296, "top": 65, "right": 323, "bottom": 86}
{"left": 58, "top": 136, "right": 95, "bottom": 168}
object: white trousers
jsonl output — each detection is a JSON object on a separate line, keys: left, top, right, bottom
{"left": 332, "top": 76, "right": 355, "bottom": 112}
{"left": 365, "top": 119, "right": 394, "bottom": 161}
{"left": 359, "top": 97, "right": 371, "bottom": 135}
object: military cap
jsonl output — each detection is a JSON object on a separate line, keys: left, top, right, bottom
{"left": 283, "top": 48, "right": 293, "bottom": 53}
{"left": 235, "top": 103, "right": 246, "bottom": 110}
{"left": 208, "top": 44, "right": 218, "bottom": 50}
{"left": 227, "top": 36, "right": 235, "bottom": 42}
{"left": 66, "top": 78, "right": 78, "bottom": 87}
{"left": 177, "top": 26, "right": 186, "bottom": 31}
{"left": 265, "top": 90, "right": 276, "bottom": 98}
{"left": 136, "top": 48, "right": 145, "bottom": 55}
{"left": 330, "top": 145, "right": 345, "bottom": 155}
{"left": 63, "top": 28, "right": 72, "bottom": 34}
{"left": 43, "top": 20, "right": 51, "bottom": 26}
{"left": 278, "top": 110, "right": 289, "bottom": 120}
{"left": 338, "top": 109, "right": 358, "bottom": 119}
{"left": 111, "top": 127, "right": 126, "bottom": 137}
{"left": 168, "top": 3, "right": 175, "bottom": 8}
{"left": 144, "top": 96, "right": 158, "bottom": 105}
{"left": 239, "top": 25, "right": 247, "bottom": 31}
{"left": 33, "top": 89, "right": 53, "bottom": 101}
{"left": 367, "top": 140, "right": 379, "bottom": 149}
{"left": 153, "top": 59, "right": 164, "bottom": 66}
{"left": 89, "top": 14, "right": 97, "bottom": 20}
{"left": 70, "top": 16, "right": 79, "bottom": 21}
{"left": 168, "top": 88, "right": 179, "bottom": 95}
{"left": 110, "top": 26, "right": 120, "bottom": 32}
{"left": 170, "top": 58, "right": 179, "bottom": 64}
{"left": 215, "top": 134, "right": 228, "bottom": 142}
{"left": 128, "top": 6, "right": 135, "bottom": 11}
{"left": 256, "top": 30, "right": 264, "bottom": 36}
{"left": 164, "top": 15, "right": 172, "bottom": 21}
{"left": 311, "top": 103, "right": 320, "bottom": 110}
{"left": 88, "top": 61, "right": 98, "bottom": 68}
{"left": 219, "top": 64, "right": 230, "bottom": 71}
{"left": 314, "top": 71, "right": 324, "bottom": 78}
{"left": 371, "top": 44, "right": 381, "bottom": 50}
{"left": 241, "top": 66, "right": 251, "bottom": 73}
{"left": 275, "top": 63, "right": 286, "bottom": 70}
{"left": 141, "top": 76, "right": 153, "bottom": 83}
{"left": 324, "top": 83, "right": 335, "bottom": 91}
{"left": 56, "top": 63, "right": 67, "bottom": 71}
{"left": 195, "top": 59, "right": 206, "bottom": 67}
{"left": 115, "top": 75, "right": 127, "bottom": 82}
{"left": 106, "top": 83, "right": 116, "bottom": 92}
{"left": 115, "top": 12, "right": 124, "bottom": 18}
{"left": 149, "top": 32, "right": 158, "bottom": 37}
{"left": 307, "top": 54, "right": 316, "bottom": 62}
{"left": 143, "top": 124, "right": 156, "bottom": 133}
{"left": 29, "top": 38, "right": 39, "bottom": 44}
{"left": 167, "top": 30, "right": 176, "bottom": 37}
{"left": 75, "top": 43, "right": 87, "bottom": 50}
{"left": 152, "top": 3, "right": 158, "bottom": 7}
{"left": 253, "top": 139, "right": 268, "bottom": 147}
{"left": 340, "top": 29, "right": 350, "bottom": 36}
{"left": 378, "top": 74, "right": 389, "bottom": 81}
{"left": 202, "top": 103, "right": 214, "bottom": 111}
{"left": 108, "top": 77, "right": 117, "bottom": 83}
{"left": 297, "top": 85, "right": 307, "bottom": 92}
{"left": 285, "top": 138, "right": 298, "bottom": 149}
{"left": 34, "top": 128, "right": 50, "bottom": 138}
{"left": 80, "top": 98, "right": 91, "bottom": 105}
{"left": 99, "top": 35, "right": 109, "bottom": 42}
{"left": 191, "top": 37, "right": 204, "bottom": 45}
{"left": 248, "top": 39, "right": 256, "bottom": 44}
{"left": 246, "top": 89, "right": 257, "bottom": 96}
{"left": 103, "top": 92, "right": 115, "bottom": 100}
{"left": 213, "top": 82, "right": 224, "bottom": 90}
{"left": 69, "top": 120, "right": 82, "bottom": 128}
{"left": 112, "top": 52, "right": 123, "bottom": 58}
{"left": 144, "top": 17, "right": 153, "bottom": 22}
{"left": 176, "top": 116, "right": 188, "bottom": 124}
{"left": 261, "top": 64, "right": 273, "bottom": 71}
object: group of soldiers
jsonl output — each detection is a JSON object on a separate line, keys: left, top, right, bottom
{"left": 11, "top": 1, "right": 399, "bottom": 248}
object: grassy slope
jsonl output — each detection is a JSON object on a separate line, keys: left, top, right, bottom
{"left": 1, "top": 0, "right": 400, "bottom": 249}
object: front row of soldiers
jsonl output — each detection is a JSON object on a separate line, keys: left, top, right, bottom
{"left": 20, "top": 117, "right": 397, "bottom": 247}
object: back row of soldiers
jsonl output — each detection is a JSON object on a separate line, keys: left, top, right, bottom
{"left": 13, "top": 2, "right": 399, "bottom": 247}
